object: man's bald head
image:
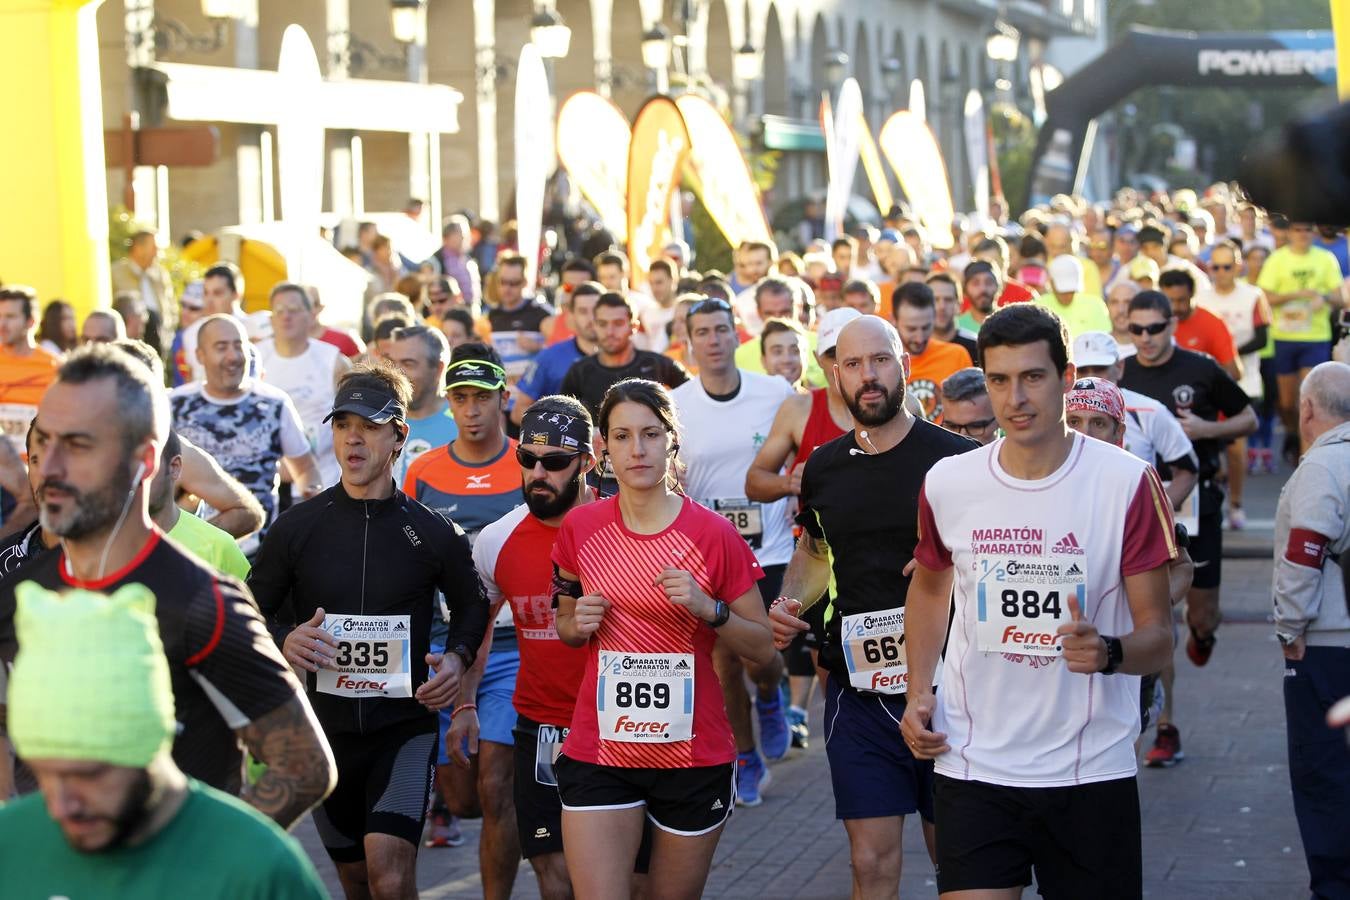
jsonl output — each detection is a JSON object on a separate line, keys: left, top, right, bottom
{"left": 1303, "top": 362, "right": 1350, "bottom": 423}
{"left": 1045, "top": 224, "right": 1074, "bottom": 258}
{"left": 835, "top": 315, "right": 903, "bottom": 360}
{"left": 833, "top": 315, "right": 908, "bottom": 428}
{"left": 197, "top": 314, "right": 245, "bottom": 345}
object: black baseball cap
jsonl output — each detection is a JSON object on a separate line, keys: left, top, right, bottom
{"left": 323, "top": 384, "right": 406, "bottom": 425}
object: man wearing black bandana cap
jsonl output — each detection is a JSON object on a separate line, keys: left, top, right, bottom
{"left": 453, "top": 395, "right": 627, "bottom": 899}
{"left": 249, "top": 360, "right": 489, "bottom": 899}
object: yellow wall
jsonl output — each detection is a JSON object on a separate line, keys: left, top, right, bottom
{"left": 0, "top": 0, "right": 110, "bottom": 318}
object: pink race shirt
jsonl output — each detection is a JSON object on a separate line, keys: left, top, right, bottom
{"left": 553, "top": 496, "right": 761, "bottom": 768}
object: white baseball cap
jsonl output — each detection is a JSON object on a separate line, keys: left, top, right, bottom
{"left": 1049, "top": 254, "right": 1084, "bottom": 293}
{"left": 1072, "top": 331, "right": 1120, "bottom": 368}
{"left": 817, "top": 307, "right": 863, "bottom": 354}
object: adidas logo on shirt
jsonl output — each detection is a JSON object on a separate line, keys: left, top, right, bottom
{"left": 1051, "top": 533, "right": 1085, "bottom": 556}
{"left": 711, "top": 799, "right": 724, "bottom": 810}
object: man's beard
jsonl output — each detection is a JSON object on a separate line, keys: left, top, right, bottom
{"left": 844, "top": 378, "right": 904, "bottom": 427}
{"left": 971, "top": 292, "right": 995, "bottom": 313}
{"left": 64, "top": 769, "right": 155, "bottom": 853}
{"left": 39, "top": 463, "right": 133, "bottom": 540}
{"left": 524, "top": 472, "right": 583, "bottom": 519}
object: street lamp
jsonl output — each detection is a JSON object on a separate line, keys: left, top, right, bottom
{"left": 823, "top": 49, "right": 849, "bottom": 87}
{"left": 389, "top": 0, "right": 423, "bottom": 45}
{"left": 734, "top": 40, "right": 762, "bottom": 82}
{"left": 530, "top": 7, "right": 573, "bottom": 60}
{"left": 200, "top": 0, "right": 241, "bottom": 19}
{"left": 642, "top": 23, "right": 672, "bottom": 71}
{"left": 985, "top": 21, "right": 1019, "bottom": 64}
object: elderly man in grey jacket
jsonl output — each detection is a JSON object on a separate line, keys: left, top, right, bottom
{"left": 1273, "top": 360, "right": 1350, "bottom": 899}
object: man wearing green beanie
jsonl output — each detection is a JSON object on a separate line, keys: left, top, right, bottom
{"left": 0, "top": 583, "right": 329, "bottom": 898}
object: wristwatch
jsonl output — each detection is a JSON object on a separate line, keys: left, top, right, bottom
{"left": 1100, "top": 636, "right": 1124, "bottom": 675}
{"left": 447, "top": 643, "right": 476, "bottom": 669}
{"left": 708, "top": 600, "right": 731, "bottom": 628}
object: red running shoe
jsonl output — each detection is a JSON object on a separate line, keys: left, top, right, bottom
{"left": 1146, "top": 724, "right": 1185, "bottom": 767}
{"left": 1186, "top": 628, "right": 1216, "bottom": 667}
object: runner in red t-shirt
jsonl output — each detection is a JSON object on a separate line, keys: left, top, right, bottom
{"left": 459, "top": 396, "right": 597, "bottom": 898}
{"left": 1160, "top": 269, "right": 1241, "bottom": 381}
{"left": 551, "top": 378, "right": 774, "bottom": 898}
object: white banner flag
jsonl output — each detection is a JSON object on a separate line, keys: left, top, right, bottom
{"left": 824, "top": 79, "right": 863, "bottom": 242}
{"left": 514, "top": 44, "right": 552, "bottom": 294}
{"left": 964, "top": 90, "right": 990, "bottom": 223}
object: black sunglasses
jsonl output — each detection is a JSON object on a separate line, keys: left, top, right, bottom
{"left": 1127, "top": 321, "right": 1170, "bottom": 336}
{"left": 516, "top": 447, "right": 583, "bottom": 471}
{"left": 1210, "top": 263, "right": 1234, "bottom": 271}
{"left": 941, "top": 418, "right": 996, "bottom": 436}
{"left": 686, "top": 297, "right": 734, "bottom": 321}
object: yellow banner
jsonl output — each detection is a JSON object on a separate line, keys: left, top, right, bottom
{"left": 626, "top": 96, "right": 691, "bottom": 283}
{"left": 1334, "top": 0, "right": 1350, "bottom": 100}
{"left": 674, "top": 94, "right": 771, "bottom": 248}
{"left": 556, "top": 91, "right": 631, "bottom": 237}
{"left": 878, "top": 111, "right": 955, "bottom": 250}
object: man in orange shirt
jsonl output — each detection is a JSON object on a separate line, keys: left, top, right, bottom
{"left": 890, "top": 282, "right": 973, "bottom": 421}
{"left": 0, "top": 286, "right": 60, "bottom": 457}
{"left": 1160, "top": 269, "right": 1241, "bottom": 382}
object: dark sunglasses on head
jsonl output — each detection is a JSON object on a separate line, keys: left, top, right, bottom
{"left": 686, "top": 297, "right": 734, "bottom": 324}
{"left": 1128, "top": 321, "right": 1170, "bottom": 336}
{"left": 516, "top": 447, "right": 583, "bottom": 471}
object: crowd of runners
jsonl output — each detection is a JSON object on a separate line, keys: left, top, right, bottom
{"left": 0, "top": 182, "right": 1348, "bottom": 899}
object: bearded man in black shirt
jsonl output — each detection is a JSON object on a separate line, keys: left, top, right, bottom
{"left": 559, "top": 292, "right": 689, "bottom": 421}
{"left": 1120, "top": 290, "right": 1256, "bottom": 674}
{"left": 0, "top": 346, "right": 333, "bottom": 827}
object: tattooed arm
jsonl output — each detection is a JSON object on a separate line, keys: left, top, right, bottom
{"left": 237, "top": 694, "right": 336, "bottom": 829}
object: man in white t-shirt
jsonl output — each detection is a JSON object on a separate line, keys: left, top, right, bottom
{"left": 171, "top": 315, "right": 323, "bottom": 531}
{"left": 257, "top": 283, "right": 351, "bottom": 488}
{"left": 1194, "top": 239, "right": 1272, "bottom": 530}
{"left": 672, "top": 296, "right": 794, "bottom": 807}
{"left": 900, "top": 303, "right": 1177, "bottom": 898}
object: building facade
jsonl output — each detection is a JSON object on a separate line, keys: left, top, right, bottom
{"left": 98, "top": 0, "right": 1102, "bottom": 242}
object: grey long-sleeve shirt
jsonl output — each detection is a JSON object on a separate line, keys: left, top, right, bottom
{"left": 1273, "top": 420, "right": 1350, "bottom": 645}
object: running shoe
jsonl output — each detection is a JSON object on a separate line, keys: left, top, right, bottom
{"left": 1145, "top": 724, "right": 1185, "bottom": 767}
{"left": 786, "top": 705, "right": 810, "bottom": 750}
{"left": 1262, "top": 448, "right": 1277, "bottom": 475}
{"left": 424, "top": 813, "right": 465, "bottom": 848}
{"left": 1186, "top": 627, "right": 1216, "bottom": 667}
{"left": 1227, "top": 507, "right": 1246, "bottom": 530}
{"left": 735, "top": 751, "right": 771, "bottom": 807}
{"left": 1246, "top": 448, "right": 1259, "bottom": 475}
{"left": 756, "top": 694, "right": 790, "bottom": 761}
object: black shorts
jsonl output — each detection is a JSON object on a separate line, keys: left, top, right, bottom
{"left": 1189, "top": 512, "right": 1223, "bottom": 590}
{"left": 554, "top": 754, "right": 735, "bottom": 836}
{"left": 513, "top": 716, "right": 569, "bottom": 859}
{"left": 802, "top": 595, "right": 830, "bottom": 651}
{"left": 934, "top": 775, "right": 1141, "bottom": 899}
{"left": 514, "top": 717, "right": 654, "bottom": 869}
{"left": 313, "top": 718, "right": 437, "bottom": 863}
